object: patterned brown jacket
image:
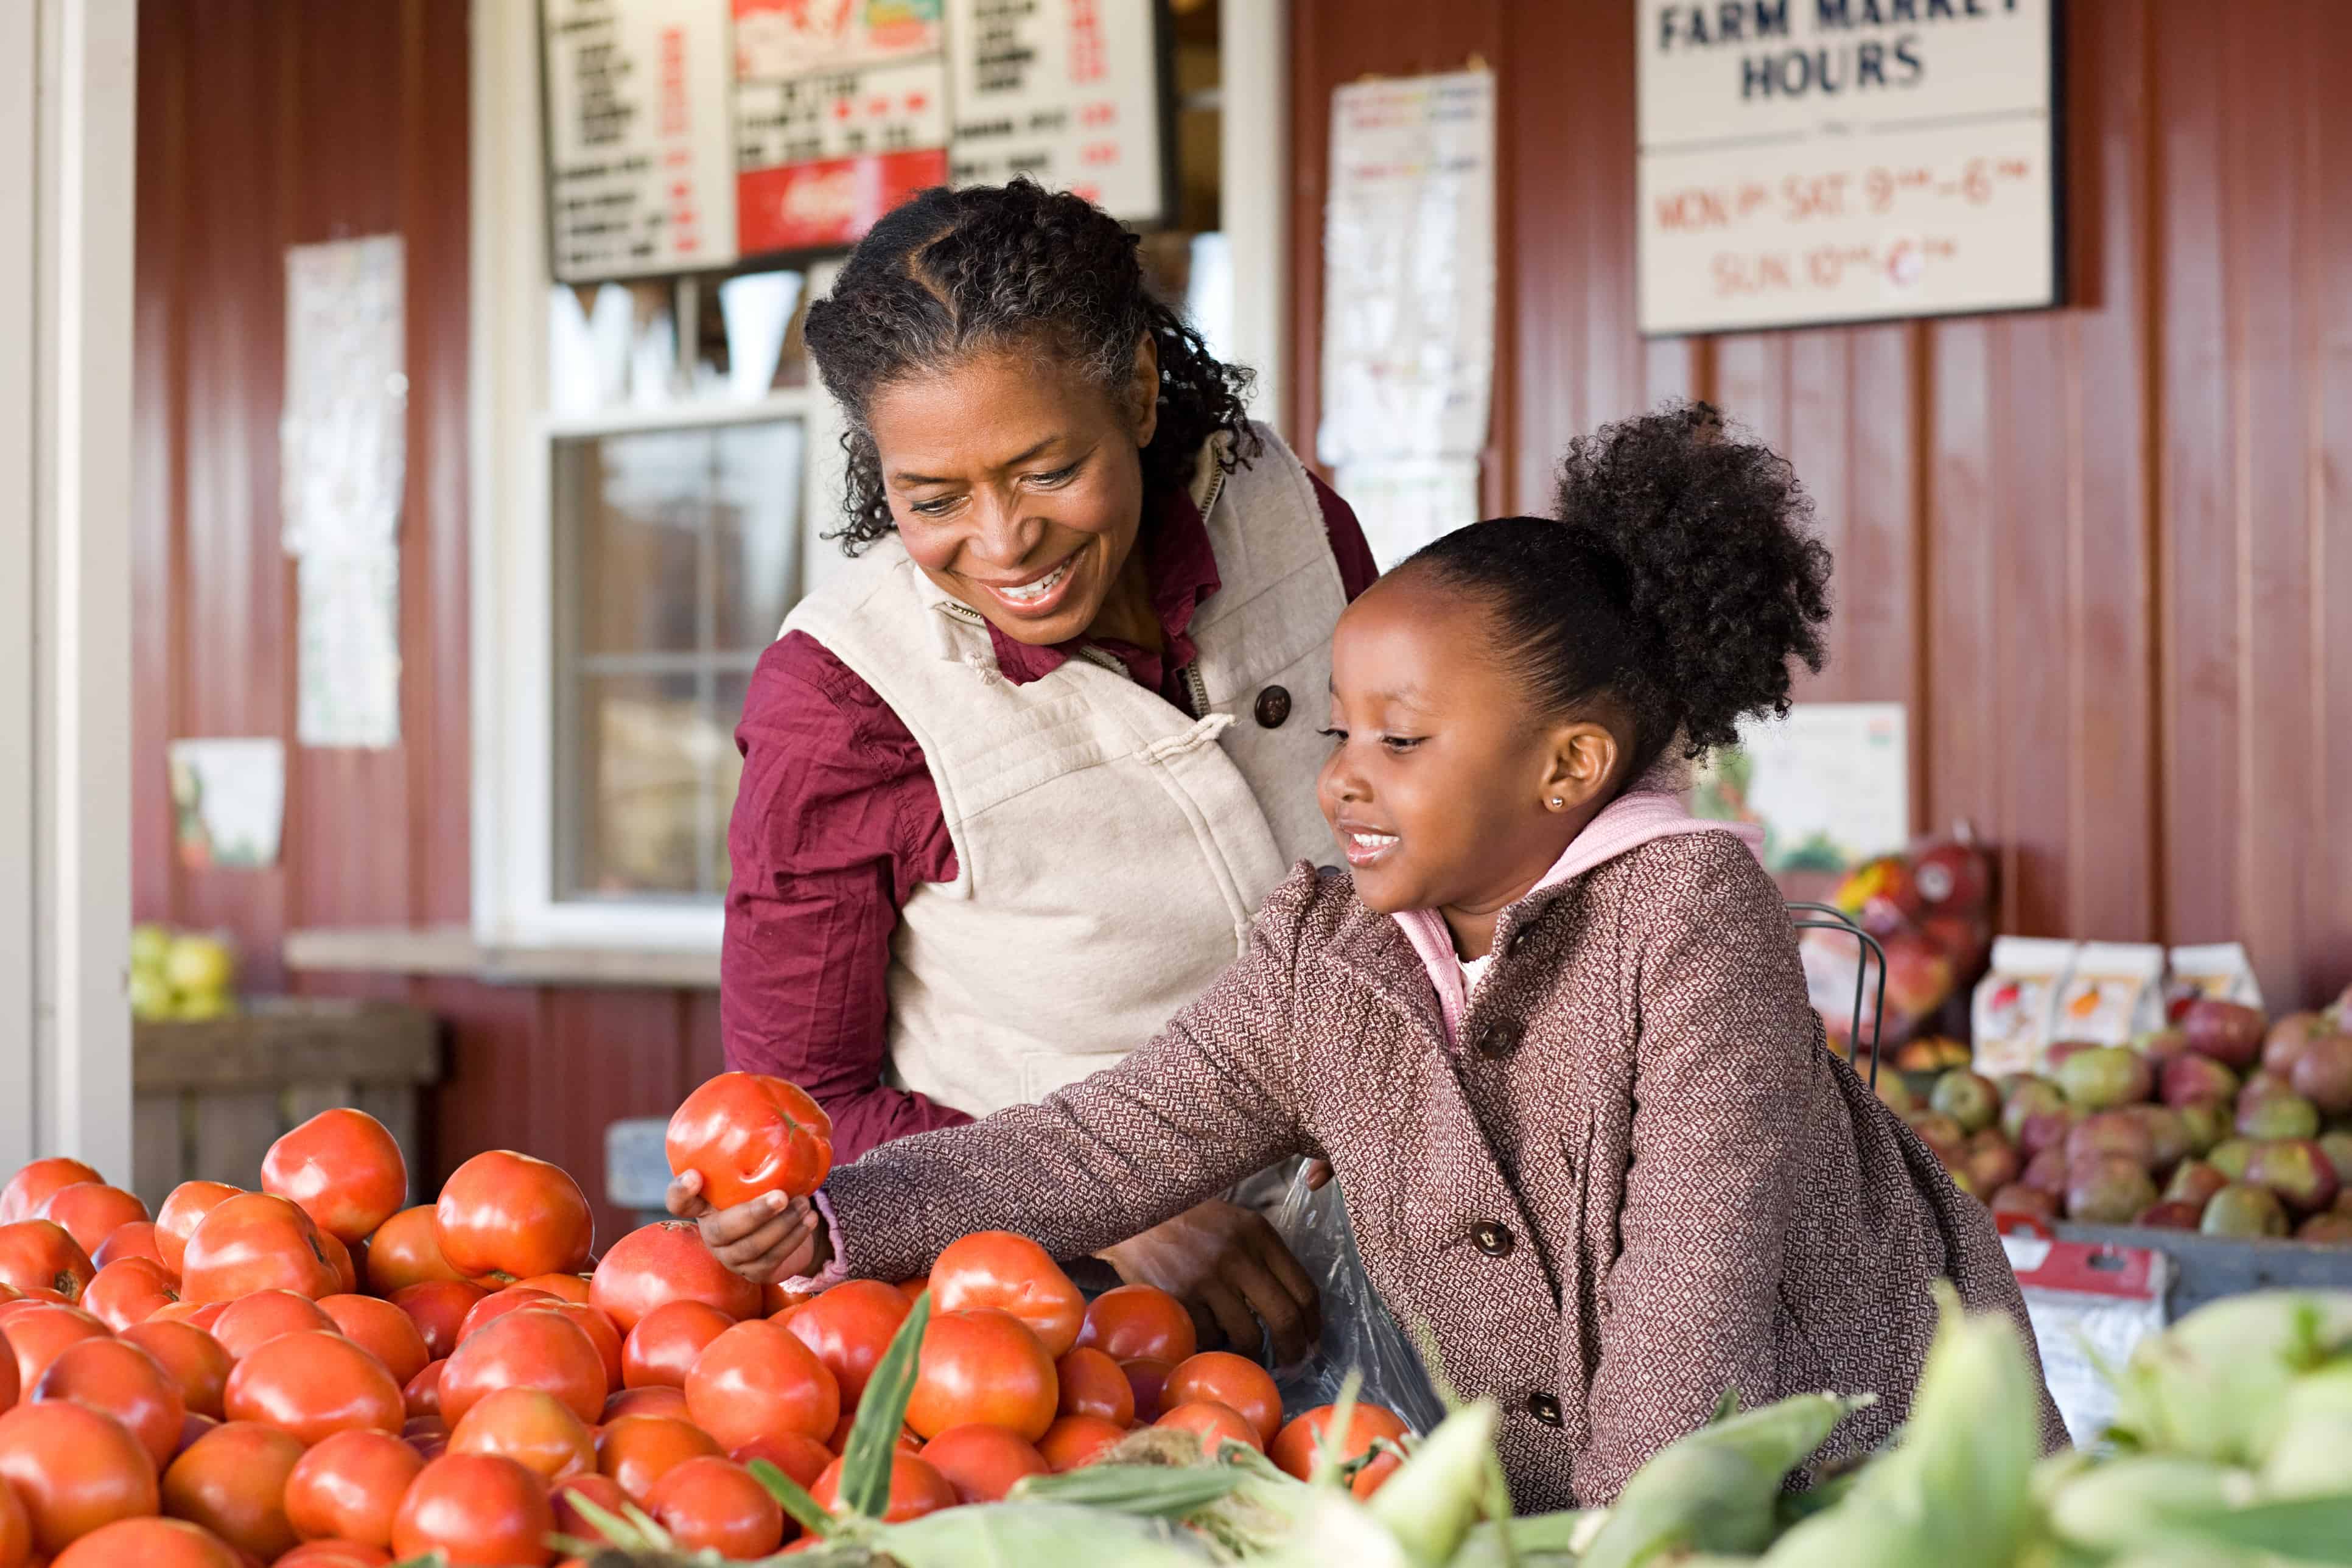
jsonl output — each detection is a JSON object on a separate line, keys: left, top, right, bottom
{"left": 821, "top": 831, "right": 2067, "bottom": 1509}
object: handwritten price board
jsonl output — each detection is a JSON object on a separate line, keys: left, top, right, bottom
{"left": 1636, "top": 0, "right": 2060, "bottom": 335}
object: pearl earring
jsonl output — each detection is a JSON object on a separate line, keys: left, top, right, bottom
{"left": 1550, "top": 797, "right": 1564, "bottom": 809}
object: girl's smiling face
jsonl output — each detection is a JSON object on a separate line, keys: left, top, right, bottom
{"left": 1317, "top": 570, "right": 1627, "bottom": 953}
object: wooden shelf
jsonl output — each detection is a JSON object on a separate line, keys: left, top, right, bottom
{"left": 284, "top": 925, "right": 721, "bottom": 990}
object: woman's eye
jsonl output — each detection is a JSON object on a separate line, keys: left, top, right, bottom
{"left": 907, "top": 495, "right": 959, "bottom": 518}
{"left": 1025, "top": 464, "right": 1079, "bottom": 488}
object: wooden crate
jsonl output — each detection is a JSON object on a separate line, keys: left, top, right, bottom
{"left": 132, "top": 999, "right": 441, "bottom": 1213}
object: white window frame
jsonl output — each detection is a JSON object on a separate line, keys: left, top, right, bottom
{"left": 467, "top": 0, "right": 1288, "bottom": 954}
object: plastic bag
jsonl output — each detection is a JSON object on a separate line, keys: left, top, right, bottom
{"left": 1265, "top": 1163, "right": 1449, "bottom": 1436}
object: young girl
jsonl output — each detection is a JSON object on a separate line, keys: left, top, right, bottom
{"left": 713, "top": 404, "right": 2065, "bottom": 1508}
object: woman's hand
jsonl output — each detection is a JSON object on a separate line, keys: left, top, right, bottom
{"left": 1096, "top": 1200, "right": 1321, "bottom": 1365}
{"left": 667, "top": 1169, "right": 831, "bottom": 1284}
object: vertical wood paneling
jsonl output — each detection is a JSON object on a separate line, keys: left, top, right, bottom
{"left": 2312, "top": 6, "right": 2352, "bottom": 1012}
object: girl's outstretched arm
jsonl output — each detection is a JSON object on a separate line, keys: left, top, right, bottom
{"left": 814, "top": 869, "right": 1323, "bottom": 1285}
{"left": 1575, "top": 836, "right": 1817, "bottom": 1503}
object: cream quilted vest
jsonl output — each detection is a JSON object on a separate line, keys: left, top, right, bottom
{"left": 782, "top": 423, "right": 1345, "bottom": 1116}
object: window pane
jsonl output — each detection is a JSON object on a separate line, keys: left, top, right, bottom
{"left": 559, "top": 428, "right": 709, "bottom": 655}
{"left": 710, "top": 421, "right": 807, "bottom": 649}
{"left": 570, "top": 672, "right": 716, "bottom": 898}
{"left": 707, "top": 670, "right": 752, "bottom": 895}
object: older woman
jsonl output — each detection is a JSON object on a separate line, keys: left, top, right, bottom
{"left": 670, "top": 180, "right": 1376, "bottom": 1359}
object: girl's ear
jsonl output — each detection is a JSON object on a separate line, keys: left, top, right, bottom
{"left": 1125, "top": 332, "right": 1161, "bottom": 447}
{"left": 1539, "top": 721, "right": 1622, "bottom": 813}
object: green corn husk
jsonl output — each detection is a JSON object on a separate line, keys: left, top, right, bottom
{"left": 839, "top": 1289, "right": 935, "bottom": 1520}
{"left": 2043, "top": 1455, "right": 2259, "bottom": 1553}
{"left": 1009, "top": 1462, "right": 1246, "bottom": 1517}
{"left": 864, "top": 1499, "right": 1221, "bottom": 1566}
{"left": 1575, "top": 1390, "right": 1866, "bottom": 1568}
{"left": 2106, "top": 1290, "right": 2352, "bottom": 1466}
{"left": 1362, "top": 1401, "right": 1505, "bottom": 1566}
{"left": 1759, "top": 1284, "right": 2041, "bottom": 1568}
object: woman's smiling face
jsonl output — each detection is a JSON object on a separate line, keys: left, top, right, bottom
{"left": 1317, "top": 570, "right": 1623, "bottom": 930}
{"left": 866, "top": 341, "right": 1157, "bottom": 646}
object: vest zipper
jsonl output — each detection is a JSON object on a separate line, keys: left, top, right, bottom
{"left": 1180, "top": 662, "right": 1211, "bottom": 718}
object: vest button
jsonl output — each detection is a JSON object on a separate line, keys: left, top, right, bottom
{"left": 1472, "top": 1221, "right": 1514, "bottom": 1258}
{"left": 1254, "top": 685, "right": 1292, "bottom": 728}
{"left": 1474, "top": 1020, "right": 1522, "bottom": 1060}
{"left": 1527, "top": 1391, "right": 1564, "bottom": 1427}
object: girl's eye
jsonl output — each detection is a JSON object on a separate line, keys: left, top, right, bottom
{"left": 1381, "top": 735, "right": 1424, "bottom": 754}
{"left": 1317, "top": 727, "right": 1347, "bottom": 744}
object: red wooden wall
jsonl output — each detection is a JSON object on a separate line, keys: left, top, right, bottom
{"left": 1290, "top": 0, "right": 2352, "bottom": 1009}
{"left": 133, "top": 0, "right": 721, "bottom": 1245}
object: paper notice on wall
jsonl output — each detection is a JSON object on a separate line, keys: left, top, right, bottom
{"left": 1332, "top": 457, "right": 1482, "bottom": 572}
{"left": 945, "top": 0, "right": 1169, "bottom": 223}
{"left": 282, "top": 236, "right": 405, "bottom": 748}
{"left": 168, "top": 738, "right": 286, "bottom": 871}
{"left": 732, "top": 0, "right": 951, "bottom": 255}
{"left": 1690, "top": 702, "right": 1909, "bottom": 878}
{"left": 1318, "top": 70, "right": 1496, "bottom": 469}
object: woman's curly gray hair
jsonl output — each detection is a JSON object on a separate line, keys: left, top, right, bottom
{"left": 800, "top": 179, "right": 1259, "bottom": 552}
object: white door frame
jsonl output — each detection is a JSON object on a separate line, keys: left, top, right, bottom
{"left": 0, "top": 0, "right": 138, "bottom": 1181}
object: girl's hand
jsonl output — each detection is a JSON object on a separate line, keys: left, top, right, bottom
{"left": 666, "top": 1169, "right": 831, "bottom": 1283}
{"left": 1097, "top": 1199, "right": 1321, "bottom": 1365}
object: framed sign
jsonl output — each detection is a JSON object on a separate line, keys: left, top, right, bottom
{"left": 732, "top": 0, "right": 953, "bottom": 254}
{"left": 1636, "top": 0, "right": 2062, "bottom": 335}
{"left": 543, "top": 0, "right": 741, "bottom": 281}
{"left": 945, "top": 0, "right": 1174, "bottom": 228}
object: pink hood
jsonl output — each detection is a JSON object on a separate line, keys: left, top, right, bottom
{"left": 1391, "top": 766, "right": 1764, "bottom": 1043}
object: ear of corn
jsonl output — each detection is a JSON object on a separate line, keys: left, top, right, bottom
{"left": 839, "top": 1289, "right": 934, "bottom": 1520}
{"left": 1362, "top": 1401, "right": 1504, "bottom": 1566}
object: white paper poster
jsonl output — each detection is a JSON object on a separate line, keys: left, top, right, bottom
{"left": 544, "top": 0, "right": 741, "bottom": 281}
{"left": 1332, "top": 457, "right": 1482, "bottom": 572}
{"left": 169, "top": 739, "right": 287, "bottom": 871}
{"left": 1690, "top": 702, "right": 1909, "bottom": 877}
{"left": 1317, "top": 70, "right": 1496, "bottom": 471}
{"left": 1635, "top": 0, "right": 2059, "bottom": 334}
{"left": 282, "top": 236, "right": 405, "bottom": 748}
{"left": 945, "top": 0, "right": 1168, "bottom": 223}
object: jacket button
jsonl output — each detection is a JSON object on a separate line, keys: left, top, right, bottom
{"left": 1527, "top": 1391, "right": 1564, "bottom": 1427}
{"left": 1474, "top": 1020, "right": 1522, "bottom": 1060}
{"left": 1472, "top": 1221, "right": 1514, "bottom": 1258}
{"left": 1254, "top": 686, "right": 1292, "bottom": 728}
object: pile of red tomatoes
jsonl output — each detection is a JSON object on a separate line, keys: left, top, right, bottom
{"left": 0, "top": 1076, "right": 1404, "bottom": 1566}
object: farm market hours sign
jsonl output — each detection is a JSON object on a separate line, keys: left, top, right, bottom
{"left": 1636, "top": 0, "right": 2059, "bottom": 334}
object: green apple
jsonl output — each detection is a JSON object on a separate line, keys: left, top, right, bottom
{"left": 163, "top": 933, "right": 236, "bottom": 995}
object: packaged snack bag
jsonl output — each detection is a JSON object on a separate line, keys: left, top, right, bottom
{"left": 1972, "top": 937, "right": 2079, "bottom": 1077}
{"left": 2049, "top": 942, "right": 2168, "bottom": 1048}
{"left": 2165, "top": 942, "right": 2266, "bottom": 1018}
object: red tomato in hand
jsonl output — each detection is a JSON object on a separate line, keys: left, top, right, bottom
{"left": 1054, "top": 1346, "right": 1135, "bottom": 1424}
{"left": 51, "top": 1516, "right": 244, "bottom": 1567}
{"left": 390, "top": 1280, "right": 489, "bottom": 1362}
{"left": 32, "top": 1337, "right": 185, "bottom": 1470}
{"left": 1077, "top": 1284, "right": 1196, "bottom": 1365}
{"left": 645, "top": 1454, "right": 785, "bottom": 1558}
{"left": 593, "top": 1414, "right": 720, "bottom": 1505}
{"left": 118, "top": 1321, "right": 231, "bottom": 1420}
{"left": 82, "top": 1257, "right": 180, "bottom": 1331}
{"left": 0, "top": 1160, "right": 102, "bottom": 1227}
{"left": 664, "top": 1073, "right": 834, "bottom": 1209}
{"left": 447, "top": 1388, "right": 595, "bottom": 1482}
{"left": 1270, "top": 1402, "right": 1412, "bottom": 1497}
{"left": 810, "top": 1450, "right": 955, "bottom": 1523}
{"left": 152, "top": 1183, "right": 240, "bottom": 1276}
{"left": 1157, "top": 1400, "right": 1263, "bottom": 1456}
{"left": 0, "top": 1222, "right": 96, "bottom": 1304}
{"left": 36, "top": 1186, "right": 149, "bottom": 1261}
{"left": 261, "top": 1109, "right": 408, "bottom": 1244}
{"left": 931, "top": 1232, "right": 1084, "bottom": 1359}
{"left": 621, "top": 1300, "right": 732, "bottom": 1390}
{"left": 391, "top": 1452, "right": 556, "bottom": 1567}
{"left": 782, "top": 1279, "right": 909, "bottom": 1410}
{"left": 160, "top": 1420, "right": 301, "bottom": 1559}
{"left": 282, "top": 1427, "right": 424, "bottom": 1547}
{"left": 439, "top": 1308, "right": 606, "bottom": 1429}
{"left": 1163, "top": 1352, "right": 1282, "bottom": 1446}
{"left": 684, "top": 1320, "right": 839, "bottom": 1452}
{"left": 1037, "top": 1413, "right": 1127, "bottom": 1471}
{"left": 223, "top": 1331, "right": 405, "bottom": 1446}
{"left": 0, "top": 1399, "right": 161, "bottom": 1556}
{"left": 906, "top": 1308, "right": 1057, "bottom": 1442}
{"left": 919, "top": 1423, "right": 1049, "bottom": 1504}
{"left": 362, "top": 1205, "right": 466, "bottom": 1295}
{"left": 589, "top": 1221, "right": 760, "bottom": 1332}
{"left": 178, "top": 1195, "right": 337, "bottom": 1303}
{"left": 433, "top": 1152, "right": 592, "bottom": 1283}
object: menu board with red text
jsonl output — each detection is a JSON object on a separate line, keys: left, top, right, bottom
{"left": 945, "top": 0, "right": 1169, "bottom": 225}
{"left": 1636, "top": 0, "right": 2059, "bottom": 334}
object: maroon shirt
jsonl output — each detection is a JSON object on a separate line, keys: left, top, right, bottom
{"left": 724, "top": 471, "right": 1379, "bottom": 1162}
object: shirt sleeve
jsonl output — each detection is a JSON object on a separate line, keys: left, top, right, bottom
{"left": 1307, "top": 469, "right": 1382, "bottom": 601}
{"left": 722, "top": 631, "right": 974, "bottom": 1164}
